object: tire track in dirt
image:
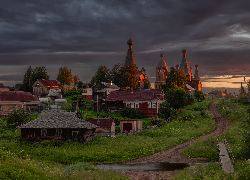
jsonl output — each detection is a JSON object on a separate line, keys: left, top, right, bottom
{"left": 122, "top": 100, "right": 229, "bottom": 180}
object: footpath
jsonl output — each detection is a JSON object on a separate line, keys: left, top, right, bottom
{"left": 123, "top": 100, "right": 230, "bottom": 180}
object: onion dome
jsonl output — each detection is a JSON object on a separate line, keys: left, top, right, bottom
{"left": 127, "top": 38, "right": 134, "bottom": 45}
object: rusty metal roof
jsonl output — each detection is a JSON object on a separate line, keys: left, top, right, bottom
{"left": 0, "top": 91, "right": 40, "bottom": 102}
{"left": 105, "top": 89, "right": 163, "bottom": 101}
{"left": 18, "top": 111, "right": 98, "bottom": 129}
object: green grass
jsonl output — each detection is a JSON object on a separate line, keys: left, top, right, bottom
{"left": 0, "top": 98, "right": 217, "bottom": 179}
{"left": 176, "top": 98, "right": 250, "bottom": 179}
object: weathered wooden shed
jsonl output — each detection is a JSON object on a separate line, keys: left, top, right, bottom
{"left": 120, "top": 120, "right": 143, "bottom": 133}
{"left": 18, "top": 111, "right": 98, "bottom": 143}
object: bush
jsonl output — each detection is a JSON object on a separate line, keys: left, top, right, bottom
{"left": 121, "top": 107, "right": 144, "bottom": 119}
{"left": 7, "top": 108, "right": 31, "bottom": 126}
{"left": 166, "top": 87, "right": 188, "bottom": 109}
{"left": 194, "top": 90, "right": 205, "bottom": 101}
{"left": 63, "top": 88, "right": 81, "bottom": 97}
{"left": 157, "top": 101, "right": 176, "bottom": 120}
{"left": 148, "top": 116, "right": 164, "bottom": 125}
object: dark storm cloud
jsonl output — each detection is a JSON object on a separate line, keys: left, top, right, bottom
{"left": 1, "top": 0, "right": 250, "bottom": 87}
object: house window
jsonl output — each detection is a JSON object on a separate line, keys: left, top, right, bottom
{"left": 55, "top": 129, "right": 62, "bottom": 136}
{"left": 0, "top": 105, "right": 3, "bottom": 111}
{"left": 148, "top": 102, "right": 151, "bottom": 108}
{"left": 41, "top": 129, "right": 47, "bottom": 136}
{"left": 13, "top": 105, "right": 18, "bottom": 110}
{"left": 126, "top": 103, "right": 130, "bottom": 108}
{"left": 135, "top": 103, "right": 139, "bottom": 108}
{"left": 72, "top": 131, "right": 79, "bottom": 136}
{"left": 156, "top": 85, "right": 157, "bottom": 88}
{"left": 152, "top": 102, "right": 157, "bottom": 108}
{"left": 131, "top": 103, "right": 134, "bottom": 108}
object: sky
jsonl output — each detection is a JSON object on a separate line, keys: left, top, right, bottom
{"left": 1, "top": 0, "right": 250, "bottom": 94}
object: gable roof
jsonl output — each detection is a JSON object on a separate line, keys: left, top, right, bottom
{"left": 0, "top": 83, "right": 6, "bottom": 88}
{"left": 0, "top": 91, "right": 40, "bottom": 102}
{"left": 85, "top": 118, "right": 115, "bottom": 128}
{"left": 33, "top": 79, "right": 61, "bottom": 88}
{"left": 105, "top": 89, "right": 163, "bottom": 101}
{"left": 18, "top": 111, "right": 98, "bottom": 129}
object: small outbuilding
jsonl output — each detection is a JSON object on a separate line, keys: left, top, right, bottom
{"left": 85, "top": 118, "right": 115, "bottom": 136}
{"left": 120, "top": 120, "right": 143, "bottom": 133}
{"left": 18, "top": 111, "right": 98, "bottom": 143}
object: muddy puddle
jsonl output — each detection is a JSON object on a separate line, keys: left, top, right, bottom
{"left": 96, "top": 162, "right": 190, "bottom": 171}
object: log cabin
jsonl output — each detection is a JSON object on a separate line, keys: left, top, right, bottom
{"left": 18, "top": 111, "right": 98, "bottom": 143}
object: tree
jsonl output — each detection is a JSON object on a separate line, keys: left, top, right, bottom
{"left": 20, "top": 66, "right": 33, "bottom": 92}
{"left": 161, "top": 67, "right": 187, "bottom": 92}
{"left": 73, "top": 75, "right": 80, "bottom": 89}
{"left": 120, "top": 64, "right": 138, "bottom": 89}
{"left": 7, "top": 109, "right": 30, "bottom": 127}
{"left": 20, "top": 66, "right": 50, "bottom": 93}
{"left": 166, "top": 86, "right": 188, "bottom": 109}
{"left": 143, "top": 78, "right": 151, "bottom": 89}
{"left": 157, "top": 101, "right": 176, "bottom": 120}
{"left": 91, "top": 65, "right": 111, "bottom": 84}
{"left": 30, "top": 66, "right": 50, "bottom": 89}
{"left": 77, "top": 81, "right": 84, "bottom": 89}
{"left": 57, "top": 66, "right": 73, "bottom": 90}
{"left": 194, "top": 90, "right": 205, "bottom": 101}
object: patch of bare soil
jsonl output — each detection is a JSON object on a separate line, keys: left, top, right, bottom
{"left": 122, "top": 100, "right": 229, "bottom": 180}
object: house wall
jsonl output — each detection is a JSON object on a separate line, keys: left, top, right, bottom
{"left": 124, "top": 100, "right": 162, "bottom": 117}
{"left": 0, "top": 102, "right": 39, "bottom": 118}
{"left": 20, "top": 128, "right": 96, "bottom": 143}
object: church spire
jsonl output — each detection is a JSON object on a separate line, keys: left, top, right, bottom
{"left": 194, "top": 64, "right": 200, "bottom": 80}
{"left": 124, "top": 33, "right": 136, "bottom": 66}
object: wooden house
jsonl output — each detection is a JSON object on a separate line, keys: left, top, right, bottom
{"left": 82, "top": 88, "right": 93, "bottom": 99}
{"left": 85, "top": 118, "right": 115, "bottom": 136}
{"left": 0, "top": 83, "right": 9, "bottom": 91}
{"left": 105, "top": 89, "right": 165, "bottom": 117}
{"left": 0, "top": 91, "right": 40, "bottom": 118}
{"left": 18, "top": 111, "right": 98, "bottom": 143}
{"left": 120, "top": 120, "right": 143, "bottom": 133}
{"left": 32, "top": 79, "right": 61, "bottom": 98}
{"left": 92, "top": 82, "right": 119, "bottom": 99}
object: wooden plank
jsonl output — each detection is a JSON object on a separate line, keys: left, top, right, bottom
{"left": 218, "top": 142, "right": 234, "bottom": 173}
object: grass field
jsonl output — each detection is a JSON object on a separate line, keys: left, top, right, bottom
{"left": 0, "top": 98, "right": 217, "bottom": 179}
{"left": 175, "top": 98, "right": 250, "bottom": 180}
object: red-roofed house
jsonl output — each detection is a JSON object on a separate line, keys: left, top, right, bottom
{"left": 105, "top": 89, "right": 164, "bottom": 117}
{"left": 0, "top": 83, "right": 9, "bottom": 91}
{"left": 0, "top": 91, "right": 40, "bottom": 118}
{"left": 32, "top": 79, "right": 62, "bottom": 98}
{"left": 85, "top": 118, "right": 115, "bottom": 135}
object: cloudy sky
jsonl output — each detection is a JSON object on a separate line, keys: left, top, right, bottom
{"left": 1, "top": 0, "right": 250, "bottom": 94}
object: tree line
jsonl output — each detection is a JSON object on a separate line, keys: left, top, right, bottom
{"left": 91, "top": 63, "right": 151, "bottom": 89}
{"left": 19, "top": 66, "right": 83, "bottom": 93}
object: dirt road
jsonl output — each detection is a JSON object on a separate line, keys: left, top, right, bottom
{"left": 123, "top": 100, "right": 229, "bottom": 180}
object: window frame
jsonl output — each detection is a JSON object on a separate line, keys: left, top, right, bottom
{"left": 148, "top": 102, "right": 151, "bottom": 108}
{"left": 41, "top": 129, "right": 47, "bottom": 137}
{"left": 72, "top": 131, "right": 79, "bottom": 136}
{"left": 55, "top": 129, "right": 62, "bottom": 137}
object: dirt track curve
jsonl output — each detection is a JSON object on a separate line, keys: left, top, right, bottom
{"left": 122, "top": 100, "right": 229, "bottom": 180}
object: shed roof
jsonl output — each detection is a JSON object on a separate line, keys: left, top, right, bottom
{"left": 85, "top": 118, "right": 115, "bottom": 128}
{"left": 0, "top": 91, "right": 40, "bottom": 102}
{"left": 105, "top": 89, "right": 163, "bottom": 101}
{"left": 18, "top": 111, "right": 98, "bottom": 129}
